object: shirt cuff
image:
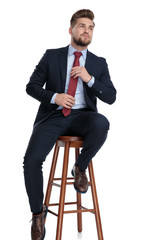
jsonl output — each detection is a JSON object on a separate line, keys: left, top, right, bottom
{"left": 87, "top": 76, "right": 95, "bottom": 87}
{"left": 50, "top": 93, "right": 58, "bottom": 104}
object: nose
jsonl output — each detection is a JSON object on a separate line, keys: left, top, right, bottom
{"left": 84, "top": 26, "right": 89, "bottom": 33}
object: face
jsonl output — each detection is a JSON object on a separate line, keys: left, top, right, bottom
{"left": 69, "top": 18, "right": 94, "bottom": 47}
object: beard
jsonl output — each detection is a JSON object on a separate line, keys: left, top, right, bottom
{"left": 73, "top": 35, "right": 92, "bottom": 47}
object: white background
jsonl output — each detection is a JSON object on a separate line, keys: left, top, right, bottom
{"left": 0, "top": 0, "right": 160, "bottom": 239}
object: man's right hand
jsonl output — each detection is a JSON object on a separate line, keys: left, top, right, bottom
{"left": 55, "top": 93, "right": 75, "bottom": 109}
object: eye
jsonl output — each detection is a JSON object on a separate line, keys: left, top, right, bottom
{"left": 79, "top": 24, "right": 85, "bottom": 28}
{"left": 89, "top": 26, "right": 94, "bottom": 31}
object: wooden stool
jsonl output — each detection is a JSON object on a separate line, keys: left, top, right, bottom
{"left": 44, "top": 136, "right": 104, "bottom": 240}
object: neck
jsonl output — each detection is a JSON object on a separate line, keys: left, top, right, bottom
{"left": 71, "top": 41, "right": 88, "bottom": 52}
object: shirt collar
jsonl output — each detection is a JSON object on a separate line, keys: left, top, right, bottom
{"left": 68, "top": 44, "right": 87, "bottom": 60}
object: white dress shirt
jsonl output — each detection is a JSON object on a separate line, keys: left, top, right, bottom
{"left": 50, "top": 44, "right": 95, "bottom": 109}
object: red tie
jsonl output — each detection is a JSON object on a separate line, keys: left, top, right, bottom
{"left": 62, "top": 51, "right": 82, "bottom": 117}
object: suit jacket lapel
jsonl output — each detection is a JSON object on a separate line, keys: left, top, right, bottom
{"left": 85, "top": 50, "right": 93, "bottom": 73}
{"left": 83, "top": 50, "right": 94, "bottom": 99}
{"left": 59, "top": 46, "right": 69, "bottom": 91}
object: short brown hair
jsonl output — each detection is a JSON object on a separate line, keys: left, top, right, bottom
{"left": 70, "top": 9, "right": 95, "bottom": 28}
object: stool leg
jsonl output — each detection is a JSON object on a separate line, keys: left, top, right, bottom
{"left": 75, "top": 148, "right": 82, "bottom": 233}
{"left": 44, "top": 143, "right": 59, "bottom": 219}
{"left": 56, "top": 141, "right": 70, "bottom": 240}
{"left": 88, "top": 161, "right": 104, "bottom": 240}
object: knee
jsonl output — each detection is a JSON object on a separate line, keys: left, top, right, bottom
{"left": 93, "top": 114, "right": 110, "bottom": 134}
{"left": 101, "top": 115, "right": 110, "bottom": 132}
{"left": 23, "top": 153, "right": 44, "bottom": 171}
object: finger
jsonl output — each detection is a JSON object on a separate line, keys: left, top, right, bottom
{"left": 71, "top": 73, "right": 81, "bottom": 78}
{"left": 71, "top": 74, "right": 80, "bottom": 79}
{"left": 63, "top": 100, "right": 73, "bottom": 107}
{"left": 65, "top": 101, "right": 74, "bottom": 108}
{"left": 66, "top": 100, "right": 75, "bottom": 106}
{"left": 71, "top": 68, "right": 81, "bottom": 75}
{"left": 65, "top": 97, "right": 75, "bottom": 104}
{"left": 71, "top": 66, "right": 81, "bottom": 70}
{"left": 71, "top": 68, "right": 81, "bottom": 73}
{"left": 63, "top": 104, "right": 71, "bottom": 109}
{"left": 67, "top": 95, "right": 76, "bottom": 101}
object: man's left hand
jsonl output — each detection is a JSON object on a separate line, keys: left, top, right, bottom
{"left": 70, "top": 66, "right": 92, "bottom": 83}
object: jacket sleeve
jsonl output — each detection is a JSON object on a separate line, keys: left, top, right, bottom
{"left": 26, "top": 51, "right": 55, "bottom": 108}
{"left": 90, "top": 59, "right": 117, "bottom": 104}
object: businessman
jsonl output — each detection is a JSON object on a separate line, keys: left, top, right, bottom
{"left": 23, "top": 9, "right": 116, "bottom": 240}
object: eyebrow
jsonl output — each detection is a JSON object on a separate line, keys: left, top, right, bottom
{"left": 78, "top": 23, "right": 95, "bottom": 28}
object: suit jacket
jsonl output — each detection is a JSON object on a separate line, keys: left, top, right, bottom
{"left": 26, "top": 45, "right": 117, "bottom": 128}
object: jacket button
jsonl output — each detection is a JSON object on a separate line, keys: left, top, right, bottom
{"left": 100, "top": 91, "right": 102, "bottom": 94}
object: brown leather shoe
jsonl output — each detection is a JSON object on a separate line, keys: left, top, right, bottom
{"left": 71, "top": 165, "right": 88, "bottom": 193}
{"left": 31, "top": 205, "right": 48, "bottom": 240}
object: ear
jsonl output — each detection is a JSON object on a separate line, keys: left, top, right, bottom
{"left": 69, "top": 27, "right": 72, "bottom": 35}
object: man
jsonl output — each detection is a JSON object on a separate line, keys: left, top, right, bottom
{"left": 23, "top": 9, "right": 116, "bottom": 240}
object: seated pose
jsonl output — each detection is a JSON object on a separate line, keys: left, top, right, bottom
{"left": 23, "top": 9, "right": 116, "bottom": 240}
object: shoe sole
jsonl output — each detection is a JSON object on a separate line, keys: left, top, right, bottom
{"left": 42, "top": 228, "right": 46, "bottom": 240}
{"left": 71, "top": 169, "right": 88, "bottom": 194}
{"left": 42, "top": 206, "right": 48, "bottom": 240}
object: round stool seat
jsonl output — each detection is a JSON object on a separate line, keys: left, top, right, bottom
{"left": 58, "top": 136, "right": 83, "bottom": 142}
{"left": 57, "top": 136, "right": 84, "bottom": 148}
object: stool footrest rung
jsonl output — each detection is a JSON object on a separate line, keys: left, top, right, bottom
{"left": 52, "top": 181, "right": 92, "bottom": 187}
{"left": 48, "top": 203, "right": 95, "bottom": 215}
{"left": 52, "top": 183, "right": 61, "bottom": 187}
{"left": 49, "top": 201, "right": 78, "bottom": 207}
{"left": 48, "top": 209, "right": 58, "bottom": 217}
{"left": 81, "top": 205, "right": 95, "bottom": 215}
{"left": 53, "top": 177, "right": 74, "bottom": 181}
{"left": 52, "top": 181, "right": 75, "bottom": 187}
{"left": 64, "top": 208, "right": 95, "bottom": 214}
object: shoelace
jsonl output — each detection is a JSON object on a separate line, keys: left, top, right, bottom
{"left": 29, "top": 215, "right": 41, "bottom": 224}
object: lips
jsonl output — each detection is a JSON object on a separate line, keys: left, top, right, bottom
{"left": 82, "top": 34, "right": 89, "bottom": 38}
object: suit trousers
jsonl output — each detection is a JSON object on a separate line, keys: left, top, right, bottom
{"left": 23, "top": 108, "right": 109, "bottom": 213}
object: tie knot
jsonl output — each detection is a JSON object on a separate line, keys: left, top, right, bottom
{"left": 74, "top": 51, "right": 82, "bottom": 58}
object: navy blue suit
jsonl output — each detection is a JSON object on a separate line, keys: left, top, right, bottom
{"left": 26, "top": 46, "right": 116, "bottom": 128}
{"left": 23, "top": 45, "right": 116, "bottom": 213}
